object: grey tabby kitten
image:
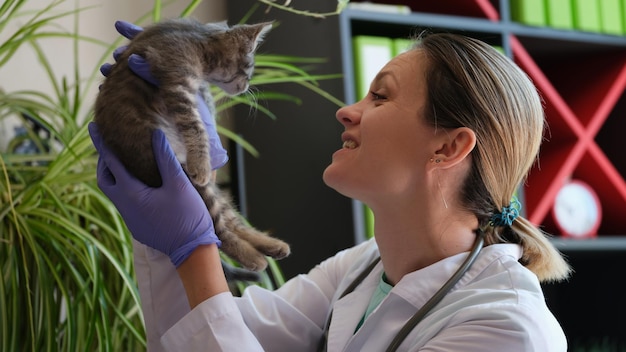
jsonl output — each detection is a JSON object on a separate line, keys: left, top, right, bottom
{"left": 94, "top": 18, "right": 290, "bottom": 271}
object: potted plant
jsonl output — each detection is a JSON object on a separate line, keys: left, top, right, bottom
{"left": 0, "top": 0, "right": 343, "bottom": 349}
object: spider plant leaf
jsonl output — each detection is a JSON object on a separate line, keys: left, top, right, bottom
{"left": 152, "top": 0, "right": 162, "bottom": 22}
{"left": 180, "top": 0, "right": 204, "bottom": 18}
{"left": 216, "top": 125, "right": 260, "bottom": 157}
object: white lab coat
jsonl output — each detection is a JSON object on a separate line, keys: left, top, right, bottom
{"left": 133, "top": 238, "right": 567, "bottom": 351}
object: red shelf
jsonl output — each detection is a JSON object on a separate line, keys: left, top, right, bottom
{"left": 576, "top": 146, "right": 626, "bottom": 233}
{"left": 510, "top": 35, "right": 626, "bottom": 236}
{"left": 533, "top": 51, "right": 626, "bottom": 132}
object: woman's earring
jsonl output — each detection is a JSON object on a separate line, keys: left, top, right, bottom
{"left": 431, "top": 157, "right": 448, "bottom": 208}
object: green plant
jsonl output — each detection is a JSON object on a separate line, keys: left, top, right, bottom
{"left": 570, "top": 337, "right": 626, "bottom": 352}
{"left": 255, "top": 0, "right": 349, "bottom": 18}
{"left": 1, "top": 0, "right": 343, "bottom": 349}
{"left": 1, "top": 0, "right": 146, "bottom": 350}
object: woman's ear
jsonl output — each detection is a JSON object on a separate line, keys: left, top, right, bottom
{"left": 430, "top": 127, "right": 476, "bottom": 168}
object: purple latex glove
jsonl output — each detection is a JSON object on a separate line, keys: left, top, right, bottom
{"left": 89, "top": 122, "right": 221, "bottom": 267}
{"left": 100, "top": 20, "right": 228, "bottom": 170}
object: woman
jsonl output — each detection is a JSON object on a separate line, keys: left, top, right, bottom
{"left": 89, "top": 22, "right": 571, "bottom": 351}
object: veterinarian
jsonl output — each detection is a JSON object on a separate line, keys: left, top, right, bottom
{"left": 89, "top": 20, "right": 570, "bottom": 351}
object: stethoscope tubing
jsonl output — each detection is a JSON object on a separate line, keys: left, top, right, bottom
{"left": 318, "top": 231, "right": 486, "bottom": 352}
{"left": 385, "top": 232, "right": 485, "bottom": 352}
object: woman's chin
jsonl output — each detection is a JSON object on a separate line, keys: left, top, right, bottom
{"left": 322, "top": 165, "right": 337, "bottom": 188}
{"left": 323, "top": 166, "right": 356, "bottom": 199}
{"left": 323, "top": 165, "right": 344, "bottom": 191}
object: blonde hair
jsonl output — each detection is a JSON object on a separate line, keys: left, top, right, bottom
{"left": 415, "top": 32, "right": 571, "bottom": 282}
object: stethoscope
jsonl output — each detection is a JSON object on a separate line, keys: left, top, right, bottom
{"left": 317, "top": 230, "right": 485, "bottom": 352}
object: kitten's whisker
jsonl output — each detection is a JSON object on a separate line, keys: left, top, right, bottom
{"left": 244, "top": 87, "right": 259, "bottom": 117}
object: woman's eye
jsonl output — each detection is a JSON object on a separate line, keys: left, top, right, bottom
{"left": 370, "top": 91, "right": 386, "bottom": 101}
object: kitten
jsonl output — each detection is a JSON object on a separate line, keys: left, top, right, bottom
{"left": 94, "top": 18, "right": 290, "bottom": 271}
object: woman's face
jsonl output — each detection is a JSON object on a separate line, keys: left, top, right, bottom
{"left": 323, "top": 49, "right": 439, "bottom": 203}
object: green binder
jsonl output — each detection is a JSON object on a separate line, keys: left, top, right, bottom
{"left": 511, "top": 0, "right": 547, "bottom": 27}
{"left": 599, "top": 0, "right": 623, "bottom": 35}
{"left": 572, "top": 0, "right": 601, "bottom": 32}
{"left": 352, "top": 36, "right": 393, "bottom": 100}
{"left": 546, "top": 0, "right": 574, "bottom": 30}
{"left": 392, "top": 38, "right": 414, "bottom": 57}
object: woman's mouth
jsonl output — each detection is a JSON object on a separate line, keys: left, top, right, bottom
{"left": 343, "top": 140, "right": 357, "bottom": 149}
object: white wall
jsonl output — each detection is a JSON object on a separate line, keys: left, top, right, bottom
{"left": 0, "top": 0, "right": 226, "bottom": 149}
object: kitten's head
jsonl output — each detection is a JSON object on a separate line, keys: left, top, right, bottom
{"left": 206, "top": 21, "right": 273, "bottom": 95}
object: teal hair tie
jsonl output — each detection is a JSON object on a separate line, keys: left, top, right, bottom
{"left": 490, "top": 197, "right": 521, "bottom": 227}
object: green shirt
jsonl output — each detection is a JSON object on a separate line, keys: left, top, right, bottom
{"left": 356, "top": 273, "right": 393, "bottom": 331}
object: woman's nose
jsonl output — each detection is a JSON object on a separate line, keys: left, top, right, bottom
{"left": 335, "top": 103, "right": 361, "bottom": 125}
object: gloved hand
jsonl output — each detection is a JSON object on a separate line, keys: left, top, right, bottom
{"left": 100, "top": 20, "right": 228, "bottom": 170}
{"left": 89, "top": 123, "right": 221, "bottom": 267}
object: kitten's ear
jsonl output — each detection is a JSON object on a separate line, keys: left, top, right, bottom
{"left": 241, "top": 21, "right": 274, "bottom": 52}
{"left": 213, "top": 20, "right": 229, "bottom": 30}
{"left": 204, "top": 20, "right": 230, "bottom": 32}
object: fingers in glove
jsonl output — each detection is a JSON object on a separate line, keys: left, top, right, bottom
{"left": 128, "top": 54, "right": 159, "bottom": 85}
{"left": 195, "top": 95, "right": 229, "bottom": 169}
{"left": 99, "top": 21, "right": 142, "bottom": 80}
{"left": 152, "top": 129, "right": 186, "bottom": 183}
{"left": 100, "top": 63, "right": 113, "bottom": 77}
{"left": 113, "top": 45, "right": 128, "bottom": 61}
{"left": 99, "top": 45, "right": 126, "bottom": 79}
{"left": 88, "top": 122, "right": 104, "bottom": 152}
{"left": 96, "top": 153, "right": 116, "bottom": 188}
{"left": 89, "top": 122, "right": 141, "bottom": 189}
{"left": 114, "top": 20, "right": 143, "bottom": 39}
{"left": 89, "top": 123, "right": 115, "bottom": 187}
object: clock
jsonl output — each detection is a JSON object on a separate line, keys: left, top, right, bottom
{"left": 552, "top": 179, "right": 602, "bottom": 239}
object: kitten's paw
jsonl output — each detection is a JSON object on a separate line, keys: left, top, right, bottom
{"left": 238, "top": 229, "right": 291, "bottom": 261}
{"left": 185, "top": 162, "right": 211, "bottom": 186}
{"left": 226, "top": 241, "right": 289, "bottom": 271}
{"left": 218, "top": 235, "right": 270, "bottom": 272}
{"left": 254, "top": 239, "right": 290, "bottom": 260}
{"left": 265, "top": 241, "right": 291, "bottom": 260}
{"left": 237, "top": 255, "right": 269, "bottom": 272}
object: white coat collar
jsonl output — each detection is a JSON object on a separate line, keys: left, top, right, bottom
{"left": 392, "top": 243, "right": 523, "bottom": 308}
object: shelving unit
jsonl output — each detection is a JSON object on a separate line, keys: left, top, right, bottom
{"left": 340, "top": 1, "right": 626, "bottom": 247}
